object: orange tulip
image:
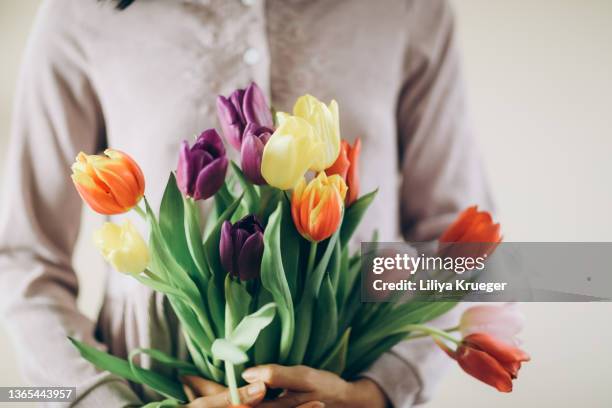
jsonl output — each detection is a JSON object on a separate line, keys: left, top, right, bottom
{"left": 71, "top": 149, "right": 145, "bottom": 215}
{"left": 326, "top": 138, "right": 361, "bottom": 206}
{"left": 439, "top": 206, "right": 501, "bottom": 260}
{"left": 435, "top": 333, "right": 530, "bottom": 392}
{"left": 291, "top": 172, "right": 347, "bottom": 242}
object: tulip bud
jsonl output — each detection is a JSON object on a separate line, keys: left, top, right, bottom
{"left": 291, "top": 172, "right": 347, "bottom": 242}
{"left": 93, "top": 220, "right": 149, "bottom": 275}
{"left": 217, "top": 82, "right": 273, "bottom": 150}
{"left": 435, "top": 333, "right": 530, "bottom": 392}
{"left": 326, "top": 138, "right": 361, "bottom": 206}
{"left": 176, "top": 129, "right": 228, "bottom": 201}
{"left": 240, "top": 123, "right": 273, "bottom": 185}
{"left": 219, "top": 215, "right": 265, "bottom": 281}
{"left": 71, "top": 149, "right": 145, "bottom": 215}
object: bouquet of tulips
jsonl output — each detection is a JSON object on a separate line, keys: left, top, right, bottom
{"left": 69, "top": 83, "right": 529, "bottom": 407}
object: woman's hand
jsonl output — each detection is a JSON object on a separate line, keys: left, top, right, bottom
{"left": 182, "top": 375, "right": 266, "bottom": 408}
{"left": 241, "top": 365, "right": 389, "bottom": 408}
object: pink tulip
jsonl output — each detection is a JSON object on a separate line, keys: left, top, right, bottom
{"left": 459, "top": 303, "right": 525, "bottom": 346}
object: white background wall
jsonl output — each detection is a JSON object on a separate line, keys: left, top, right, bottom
{"left": 1, "top": 1, "right": 611, "bottom": 407}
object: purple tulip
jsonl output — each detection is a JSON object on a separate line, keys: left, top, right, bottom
{"left": 216, "top": 82, "right": 273, "bottom": 150}
{"left": 219, "top": 215, "right": 265, "bottom": 281}
{"left": 176, "top": 129, "right": 228, "bottom": 200}
{"left": 241, "top": 123, "right": 273, "bottom": 185}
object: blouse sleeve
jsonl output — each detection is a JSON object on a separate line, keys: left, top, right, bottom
{"left": 0, "top": 2, "right": 141, "bottom": 406}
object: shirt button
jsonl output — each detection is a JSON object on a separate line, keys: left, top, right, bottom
{"left": 243, "top": 48, "right": 261, "bottom": 65}
{"left": 241, "top": 0, "right": 255, "bottom": 5}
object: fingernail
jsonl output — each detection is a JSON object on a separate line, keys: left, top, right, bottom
{"left": 242, "top": 369, "right": 258, "bottom": 382}
{"left": 247, "top": 381, "right": 265, "bottom": 396}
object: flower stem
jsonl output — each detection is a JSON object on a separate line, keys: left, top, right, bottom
{"left": 402, "top": 324, "right": 461, "bottom": 344}
{"left": 306, "top": 241, "right": 318, "bottom": 277}
{"left": 225, "top": 361, "right": 241, "bottom": 406}
{"left": 133, "top": 204, "right": 146, "bottom": 219}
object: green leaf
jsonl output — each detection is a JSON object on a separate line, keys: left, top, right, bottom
{"left": 260, "top": 202, "right": 295, "bottom": 363}
{"left": 183, "top": 196, "right": 210, "bottom": 282}
{"left": 129, "top": 355, "right": 185, "bottom": 401}
{"left": 335, "top": 245, "right": 350, "bottom": 312}
{"left": 215, "top": 181, "right": 237, "bottom": 216}
{"left": 159, "top": 173, "right": 198, "bottom": 277}
{"left": 142, "top": 399, "right": 180, "bottom": 408}
{"left": 211, "top": 339, "right": 248, "bottom": 365}
{"left": 306, "top": 274, "right": 338, "bottom": 365}
{"left": 69, "top": 337, "right": 140, "bottom": 383}
{"left": 128, "top": 348, "right": 198, "bottom": 375}
{"left": 207, "top": 280, "right": 225, "bottom": 339}
{"left": 340, "top": 189, "right": 378, "bottom": 244}
{"left": 280, "top": 196, "right": 301, "bottom": 300}
{"left": 225, "top": 275, "right": 252, "bottom": 336}
{"left": 69, "top": 337, "right": 186, "bottom": 402}
{"left": 289, "top": 230, "right": 340, "bottom": 365}
{"left": 230, "top": 161, "right": 260, "bottom": 214}
{"left": 319, "top": 328, "right": 351, "bottom": 375}
{"left": 329, "top": 238, "right": 342, "bottom": 292}
{"left": 229, "top": 302, "right": 276, "bottom": 351}
{"left": 253, "top": 289, "right": 280, "bottom": 365}
{"left": 133, "top": 274, "right": 191, "bottom": 304}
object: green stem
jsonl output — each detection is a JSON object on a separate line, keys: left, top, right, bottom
{"left": 402, "top": 324, "right": 461, "bottom": 344}
{"left": 225, "top": 361, "right": 240, "bottom": 406}
{"left": 405, "top": 325, "right": 460, "bottom": 340}
{"left": 133, "top": 203, "right": 146, "bottom": 219}
{"left": 306, "top": 241, "right": 318, "bottom": 277}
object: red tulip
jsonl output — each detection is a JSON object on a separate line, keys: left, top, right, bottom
{"left": 436, "top": 333, "right": 530, "bottom": 392}
{"left": 326, "top": 138, "right": 361, "bottom": 206}
{"left": 439, "top": 206, "right": 501, "bottom": 260}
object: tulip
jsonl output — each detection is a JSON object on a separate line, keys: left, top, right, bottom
{"left": 291, "top": 172, "right": 347, "bottom": 242}
{"left": 435, "top": 333, "right": 530, "bottom": 392}
{"left": 220, "top": 215, "right": 264, "bottom": 281}
{"left": 438, "top": 206, "right": 502, "bottom": 260}
{"left": 176, "top": 129, "right": 228, "bottom": 201}
{"left": 93, "top": 220, "right": 149, "bottom": 275}
{"left": 460, "top": 303, "right": 525, "bottom": 346}
{"left": 261, "top": 116, "right": 323, "bottom": 190}
{"left": 240, "top": 123, "right": 273, "bottom": 185}
{"left": 217, "top": 82, "right": 273, "bottom": 150}
{"left": 71, "top": 149, "right": 145, "bottom": 215}
{"left": 292, "top": 94, "right": 341, "bottom": 171}
{"left": 326, "top": 138, "right": 361, "bottom": 206}
{"left": 261, "top": 94, "right": 341, "bottom": 190}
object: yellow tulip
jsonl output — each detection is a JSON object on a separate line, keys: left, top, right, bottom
{"left": 93, "top": 220, "right": 149, "bottom": 275}
{"left": 261, "top": 115, "right": 323, "bottom": 190}
{"left": 261, "top": 94, "right": 341, "bottom": 190}
{"left": 293, "top": 94, "right": 340, "bottom": 171}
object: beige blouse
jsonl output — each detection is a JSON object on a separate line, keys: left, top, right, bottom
{"left": 0, "top": 0, "right": 493, "bottom": 406}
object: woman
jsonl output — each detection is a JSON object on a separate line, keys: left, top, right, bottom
{"left": 0, "top": 0, "right": 492, "bottom": 406}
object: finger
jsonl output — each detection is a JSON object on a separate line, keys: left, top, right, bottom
{"left": 183, "top": 383, "right": 197, "bottom": 402}
{"left": 182, "top": 375, "right": 226, "bottom": 397}
{"left": 242, "top": 364, "right": 315, "bottom": 392}
{"left": 187, "top": 381, "right": 266, "bottom": 408}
